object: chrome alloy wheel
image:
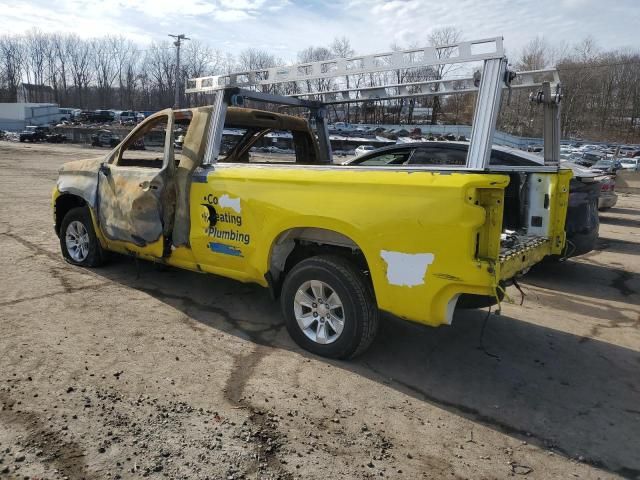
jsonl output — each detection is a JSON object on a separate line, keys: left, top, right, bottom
{"left": 293, "top": 280, "right": 345, "bottom": 344}
{"left": 65, "top": 220, "right": 90, "bottom": 262}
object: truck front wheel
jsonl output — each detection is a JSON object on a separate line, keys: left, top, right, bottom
{"left": 59, "top": 207, "right": 106, "bottom": 267}
{"left": 280, "top": 255, "right": 379, "bottom": 359}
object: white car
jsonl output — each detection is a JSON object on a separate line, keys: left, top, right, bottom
{"left": 332, "top": 122, "right": 355, "bottom": 132}
{"left": 119, "top": 111, "right": 138, "bottom": 124}
{"left": 580, "top": 144, "right": 602, "bottom": 152}
{"left": 354, "top": 145, "right": 376, "bottom": 156}
{"left": 618, "top": 146, "right": 638, "bottom": 157}
{"left": 620, "top": 158, "right": 639, "bottom": 171}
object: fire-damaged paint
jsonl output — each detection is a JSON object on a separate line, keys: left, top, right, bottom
{"left": 56, "top": 157, "right": 104, "bottom": 207}
{"left": 52, "top": 106, "right": 571, "bottom": 329}
{"left": 172, "top": 106, "right": 212, "bottom": 247}
{"left": 97, "top": 167, "right": 167, "bottom": 246}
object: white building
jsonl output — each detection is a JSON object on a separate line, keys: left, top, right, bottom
{"left": 0, "top": 103, "right": 62, "bottom": 132}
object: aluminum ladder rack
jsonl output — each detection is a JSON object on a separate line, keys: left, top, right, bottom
{"left": 187, "top": 37, "right": 562, "bottom": 169}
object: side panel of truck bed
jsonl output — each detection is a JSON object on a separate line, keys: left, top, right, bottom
{"left": 188, "top": 164, "right": 514, "bottom": 327}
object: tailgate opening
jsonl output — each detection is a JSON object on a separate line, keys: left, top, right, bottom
{"left": 476, "top": 170, "right": 570, "bottom": 281}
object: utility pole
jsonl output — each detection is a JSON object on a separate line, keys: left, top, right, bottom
{"left": 169, "top": 34, "right": 189, "bottom": 108}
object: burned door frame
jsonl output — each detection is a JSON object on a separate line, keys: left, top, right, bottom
{"left": 96, "top": 110, "right": 176, "bottom": 257}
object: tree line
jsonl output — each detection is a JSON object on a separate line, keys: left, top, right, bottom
{"left": 1, "top": 29, "right": 638, "bottom": 142}
{"left": 500, "top": 36, "right": 640, "bottom": 143}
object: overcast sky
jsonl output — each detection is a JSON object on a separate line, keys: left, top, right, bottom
{"left": 0, "top": 0, "right": 637, "bottom": 61}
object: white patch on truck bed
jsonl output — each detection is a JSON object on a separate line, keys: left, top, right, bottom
{"left": 380, "top": 251, "right": 435, "bottom": 287}
{"left": 218, "top": 194, "right": 241, "bottom": 213}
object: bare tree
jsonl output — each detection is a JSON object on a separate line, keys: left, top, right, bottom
{"left": 518, "top": 36, "right": 550, "bottom": 70}
{"left": 0, "top": 34, "right": 24, "bottom": 102}
{"left": 92, "top": 37, "right": 118, "bottom": 107}
{"left": 24, "top": 30, "right": 49, "bottom": 100}
{"left": 427, "top": 26, "right": 463, "bottom": 124}
{"left": 51, "top": 34, "right": 69, "bottom": 105}
{"left": 144, "top": 41, "right": 176, "bottom": 109}
{"left": 109, "top": 36, "right": 137, "bottom": 109}
{"left": 65, "top": 34, "right": 93, "bottom": 107}
{"left": 330, "top": 37, "right": 355, "bottom": 122}
{"left": 237, "top": 48, "right": 279, "bottom": 71}
{"left": 330, "top": 37, "right": 354, "bottom": 59}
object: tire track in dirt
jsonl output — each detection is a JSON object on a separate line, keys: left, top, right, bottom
{"left": 127, "top": 281, "right": 292, "bottom": 477}
{"left": 0, "top": 283, "right": 111, "bottom": 308}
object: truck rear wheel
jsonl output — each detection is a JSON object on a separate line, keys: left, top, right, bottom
{"left": 59, "top": 207, "right": 105, "bottom": 267}
{"left": 280, "top": 255, "right": 378, "bottom": 359}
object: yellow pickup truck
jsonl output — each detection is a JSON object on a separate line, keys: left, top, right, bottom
{"left": 53, "top": 97, "right": 570, "bottom": 359}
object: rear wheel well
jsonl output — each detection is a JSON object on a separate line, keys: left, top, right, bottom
{"left": 268, "top": 228, "right": 371, "bottom": 298}
{"left": 55, "top": 194, "right": 87, "bottom": 236}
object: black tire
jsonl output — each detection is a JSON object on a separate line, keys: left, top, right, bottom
{"left": 280, "top": 255, "right": 378, "bottom": 359}
{"left": 59, "top": 206, "right": 106, "bottom": 267}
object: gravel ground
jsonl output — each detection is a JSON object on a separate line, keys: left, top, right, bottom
{"left": 0, "top": 141, "right": 639, "bottom": 480}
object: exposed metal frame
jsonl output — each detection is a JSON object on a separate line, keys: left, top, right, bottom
{"left": 203, "top": 87, "right": 333, "bottom": 164}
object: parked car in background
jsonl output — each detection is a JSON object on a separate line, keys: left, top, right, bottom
{"left": 560, "top": 145, "right": 575, "bottom": 160}
{"left": 591, "top": 158, "right": 623, "bottom": 174}
{"left": 574, "top": 150, "right": 605, "bottom": 167}
{"left": 597, "top": 175, "right": 618, "bottom": 210}
{"left": 59, "top": 108, "right": 75, "bottom": 122}
{"left": 45, "top": 131, "right": 67, "bottom": 143}
{"left": 119, "top": 111, "right": 139, "bottom": 125}
{"left": 618, "top": 146, "right": 638, "bottom": 157}
{"left": 580, "top": 144, "right": 602, "bottom": 152}
{"left": 91, "top": 129, "right": 120, "bottom": 148}
{"left": 345, "top": 142, "right": 602, "bottom": 258}
{"left": 19, "top": 126, "right": 67, "bottom": 143}
{"left": 354, "top": 145, "right": 375, "bottom": 156}
{"left": 620, "top": 158, "right": 640, "bottom": 171}
{"left": 19, "top": 126, "right": 49, "bottom": 142}
{"left": 90, "top": 110, "right": 115, "bottom": 123}
{"left": 76, "top": 111, "right": 92, "bottom": 122}
{"left": 331, "top": 122, "right": 355, "bottom": 132}
{"left": 526, "top": 144, "right": 542, "bottom": 153}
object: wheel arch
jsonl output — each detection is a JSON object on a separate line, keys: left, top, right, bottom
{"left": 54, "top": 193, "right": 88, "bottom": 236}
{"left": 266, "top": 226, "right": 373, "bottom": 298}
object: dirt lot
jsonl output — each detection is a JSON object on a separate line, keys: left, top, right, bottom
{"left": 0, "top": 141, "right": 639, "bottom": 480}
